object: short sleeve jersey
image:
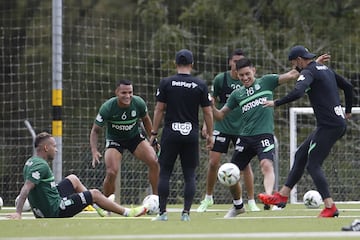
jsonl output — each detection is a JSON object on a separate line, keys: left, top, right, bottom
{"left": 94, "top": 95, "right": 147, "bottom": 141}
{"left": 156, "top": 73, "right": 211, "bottom": 139}
{"left": 212, "top": 71, "right": 244, "bottom": 134}
{"left": 23, "top": 156, "right": 60, "bottom": 218}
{"left": 226, "top": 74, "right": 279, "bottom": 136}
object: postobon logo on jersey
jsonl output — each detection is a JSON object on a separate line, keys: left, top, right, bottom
{"left": 172, "top": 122, "right": 192, "bottom": 135}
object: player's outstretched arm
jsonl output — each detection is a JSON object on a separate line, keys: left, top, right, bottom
{"left": 90, "top": 124, "right": 103, "bottom": 168}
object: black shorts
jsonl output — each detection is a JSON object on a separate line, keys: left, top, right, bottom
{"left": 106, "top": 133, "right": 145, "bottom": 153}
{"left": 211, "top": 131, "right": 238, "bottom": 153}
{"left": 230, "top": 133, "right": 275, "bottom": 170}
{"left": 56, "top": 178, "right": 93, "bottom": 218}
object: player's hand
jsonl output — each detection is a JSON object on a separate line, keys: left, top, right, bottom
{"left": 201, "top": 125, "right": 208, "bottom": 139}
{"left": 206, "top": 135, "right": 214, "bottom": 150}
{"left": 346, "top": 113, "right": 352, "bottom": 120}
{"left": 316, "top": 53, "right": 331, "bottom": 64}
{"left": 150, "top": 136, "right": 161, "bottom": 156}
{"left": 7, "top": 212, "right": 21, "bottom": 220}
{"left": 263, "top": 100, "right": 275, "bottom": 108}
{"left": 91, "top": 151, "right": 102, "bottom": 168}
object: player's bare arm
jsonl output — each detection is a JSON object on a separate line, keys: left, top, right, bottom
{"left": 141, "top": 113, "right": 153, "bottom": 137}
{"left": 277, "top": 69, "right": 299, "bottom": 85}
{"left": 90, "top": 124, "right": 103, "bottom": 168}
{"left": 212, "top": 104, "right": 230, "bottom": 121}
{"left": 202, "top": 105, "right": 214, "bottom": 150}
{"left": 7, "top": 180, "right": 34, "bottom": 220}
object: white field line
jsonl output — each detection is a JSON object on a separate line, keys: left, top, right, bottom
{"left": 0, "top": 232, "right": 360, "bottom": 240}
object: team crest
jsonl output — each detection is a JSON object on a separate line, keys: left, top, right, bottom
{"left": 255, "top": 84, "right": 261, "bottom": 90}
{"left": 131, "top": 110, "right": 136, "bottom": 117}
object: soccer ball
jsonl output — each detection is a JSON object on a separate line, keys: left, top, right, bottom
{"left": 0, "top": 197, "right": 3, "bottom": 210}
{"left": 303, "top": 190, "right": 322, "bottom": 209}
{"left": 15, "top": 195, "right": 32, "bottom": 212}
{"left": 217, "top": 163, "right": 240, "bottom": 186}
{"left": 142, "top": 194, "right": 159, "bottom": 215}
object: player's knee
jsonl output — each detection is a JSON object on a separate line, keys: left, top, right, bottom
{"left": 89, "top": 189, "right": 102, "bottom": 201}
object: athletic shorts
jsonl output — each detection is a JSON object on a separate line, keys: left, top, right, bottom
{"left": 56, "top": 178, "right": 93, "bottom": 218}
{"left": 211, "top": 131, "right": 239, "bottom": 153}
{"left": 106, "top": 133, "right": 145, "bottom": 153}
{"left": 230, "top": 133, "right": 275, "bottom": 170}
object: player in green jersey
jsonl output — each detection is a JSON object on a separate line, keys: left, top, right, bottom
{"left": 8, "top": 132, "right": 146, "bottom": 219}
{"left": 213, "top": 58, "right": 299, "bottom": 217}
{"left": 198, "top": 49, "right": 259, "bottom": 213}
{"left": 90, "top": 80, "right": 160, "bottom": 199}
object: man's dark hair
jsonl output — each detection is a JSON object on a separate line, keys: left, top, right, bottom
{"left": 235, "top": 58, "right": 253, "bottom": 71}
{"left": 116, "top": 79, "right": 132, "bottom": 88}
{"left": 228, "top": 48, "right": 245, "bottom": 61}
{"left": 34, "top": 132, "right": 52, "bottom": 148}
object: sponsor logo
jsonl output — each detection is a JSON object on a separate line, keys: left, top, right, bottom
{"left": 171, "top": 81, "right": 198, "bottom": 88}
{"left": 111, "top": 121, "right": 137, "bottom": 131}
{"left": 242, "top": 97, "right": 267, "bottom": 113}
{"left": 172, "top": 122, "right": 192, "bottom": 135}
{"left": 96, "top": 114, "right": 103, "bottom": 122}
{"left": 334, "top": 105, "right": 345, "bottom": 119}
{"left": 215, "top": 136, "right": 226, "bottom": 143}
{"left": 32, "top": 171, "right": 40, "bottom": 180}
{"left": 316, "top": 65, "right": 328, "bottom": 70}
{"left": 297, "top": 75, "right": 305, "bottom": 81}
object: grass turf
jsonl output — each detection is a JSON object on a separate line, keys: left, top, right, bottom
{"left": 0, "top": 203, "right": 359, "bottom": 239}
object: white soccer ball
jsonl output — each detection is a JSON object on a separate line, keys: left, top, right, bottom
{"left": 142, "top": 194, "right": 159, "bottom": 215}
{"left": 15, "top": 195, "right": 31, "bottom": 212}
{"left": 217, "top": 163, "right": 240, "bottom": 186}
{"left": 0, "top": 197, "right": 3, "bottom": 210}
{"left": 303, "top": 190, "right": 322, "bottom": 209}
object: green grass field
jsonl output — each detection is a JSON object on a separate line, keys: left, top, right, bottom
{"left": 0, "top": 203, "right": 359, "bottom": 240}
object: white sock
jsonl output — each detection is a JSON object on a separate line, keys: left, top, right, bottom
{"left": 248, "top": 199, "right": 256, "bottom": 205}
{"left": 123, "top": 208, "right": 130, "bottom": 216}
{"left": 205, "top": 194, "right": 213, "bottom": 200}
{"left": 233, "top": 198, "right": 243, "bottom": 206}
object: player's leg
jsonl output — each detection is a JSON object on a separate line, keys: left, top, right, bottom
{"left": 306, "top": 126, "right": 345, "bottom": 217}
{"left": 196, "top": 150, "right": 221, "bottom": 212}
{"left": 259, "top": 158, "right": 275, "bottom": 195}
{"left": 224, "top": 181, "right": 245, "bottom": 218}
{"left": 197, "top": 133, "right": 231, "bottom": 212}
{"left": 152, "top": 139, "right": 178, "bottom": 221}
{"left": 90, "top": 189, "right": 146, "bottom": 217}
{"left": 103, "top": 148, "right": 122, "bottom": 197}
{"left": 179, "top": 141, "right": 199, "bottom": 221}
{"left": 258, "top": 134, "right": 312, "bottom": 208}
{"left": 133, "top": 139, "right": 160, "bottom": 195}
{"left": 241, "top": 164, "right": 260, "bottom": 211}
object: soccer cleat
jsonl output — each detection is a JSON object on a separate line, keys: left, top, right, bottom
{"left": 247, "top": 201, "right": 260, "bottom": 212}
{"left": 224, "top": 206, "right": 245, "bottom": 218}
{"left": 151, "top": 212, "right": 168, "bottom": 221}
{"left": 127, "top": 205, "right": 147, "bottom": 217}
{"left": 258, "top": 192, "right": 288, "bottom": 208}
{"left": 263, "top": 204, "right": 271, "bottom": 210}
{"left": 196, "top": 198, "right": 214, "bottom": 212}
{"left": 181, "top": 212, "right": 190, "bottom": 222}
{"left": 318, "top": 204, "right": 339, "bottom": 218}
{"left": 341, "top": 219, "right": 360, "bottom": 231}
{"left": 94, "top": 206, "right": 107, "bottom": 217}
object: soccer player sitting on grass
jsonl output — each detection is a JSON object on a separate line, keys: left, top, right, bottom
{"left": 8, "top": 132, "right": 146, "bottom": 219}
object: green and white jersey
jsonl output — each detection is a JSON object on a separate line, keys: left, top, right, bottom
{"left": 212, "top": 71, "right": 243, "bottom": 134}
{"left": 226, "top": 74, "right": 279, "bottom": 136}
{"left": 94, "top": 95, "right": 147, "bottom": 141}
{"left": 23, "top": 156, "right": 60, "bottom": 218}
